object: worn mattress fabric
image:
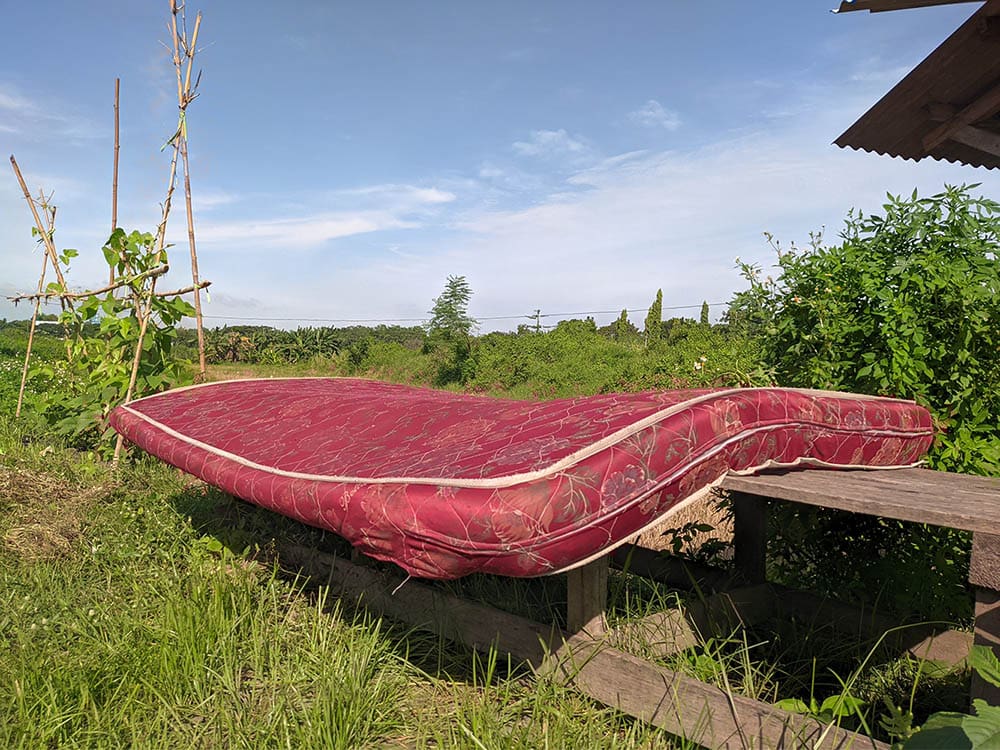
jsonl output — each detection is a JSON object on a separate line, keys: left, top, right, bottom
{"left": 110, "top": 378, "right": 934, "bottom": 579}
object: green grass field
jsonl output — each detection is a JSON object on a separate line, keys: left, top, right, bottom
{"left": 0, "top": 342, "right": 974, "bottom": 747}
{"left": 0, "top": 402, "right": 689, "bottom": 748}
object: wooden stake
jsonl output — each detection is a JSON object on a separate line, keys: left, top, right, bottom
{"left": 566, "top": 557, "right": 609, "bottom": 635}
{"left": 171, "top": 3, "right": 207, "bottom": 378}
{"left": 15, "top": 209, "right": 53, "bottom": 419}
{"left": 113, "top": 277, "right": 159, "bottom": 465}
{"left": 10, "top": 156, "right": 71, "bottom": 294}
{"left": 110, "top": 77, "right": 120, "bottom": 285}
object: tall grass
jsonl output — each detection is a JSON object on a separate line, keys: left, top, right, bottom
{"left": 0, "top": 416, "right": 686, "bottom": 748}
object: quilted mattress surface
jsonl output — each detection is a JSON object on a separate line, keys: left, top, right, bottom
{"left": 110, "top": 378, "right": 934, "bottom": 579}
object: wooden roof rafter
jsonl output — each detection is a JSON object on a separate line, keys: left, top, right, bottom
{"left": 835, "top": 0, "right": 1000, "bottom": 169}
{"left": 922, "top": 80, "right": 1000, "bottom": 157}
{"left": 835, "top": 0, "right": 980, "bottom": 13}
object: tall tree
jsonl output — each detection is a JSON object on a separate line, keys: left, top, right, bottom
{"left": 613, "top": 308, "right": 638, "bottom": 341}
{"left": 700, "top": 300, "right": 710, "bottom": 326}
{"left": 427, "top": 275, "right": 477, "bottom": 340}
{"left": 426, "top": 275, "right": 477, "bottom": 385}
{"left": 644, "top": 289, "right": 663, "bottom": 345}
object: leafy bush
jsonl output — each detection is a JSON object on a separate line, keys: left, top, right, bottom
{"left": 731, "top": 185, "right": 1000, "bottom": 619}
{"left": 467, "top": 318, "right": 763, "bottom": 398}
{"left": 28, "top": 229, "right": 194, "bottom": 453}
{"left": 731, "top": 185, "right": 1000, "bottom": 475}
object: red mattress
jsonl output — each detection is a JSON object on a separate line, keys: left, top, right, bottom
{"left": 110, "top": 379, "right": 933, "bottom": 579}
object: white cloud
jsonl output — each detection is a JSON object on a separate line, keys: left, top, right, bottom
{"left": 191, "top": 189, "right": 240, "bottom": 212}
{"left": 0, "top": 83, "right": 100, "bottom": 141}
{"left": 339, "top": 183, "right": 456, "bottom": 205}
{"left": 628, "top": 99, "right": 681, "bottom": 130}
{"left": 196, "top": 211, "right": 415, "bottom": 248}
{"left": 0, "top": 88, "right": 34, "bottom": 114}
{"left": 512, "top": 129, "right": 590, "bottom": 158}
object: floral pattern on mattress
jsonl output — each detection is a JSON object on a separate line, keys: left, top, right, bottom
{"left": 110, "top": 378, "right": 934, "bottom": 579}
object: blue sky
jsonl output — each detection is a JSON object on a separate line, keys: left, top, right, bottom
{"left": 2, "top": 1, "right": 998, "bottom": 330}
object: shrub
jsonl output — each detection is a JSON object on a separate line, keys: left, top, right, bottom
{"left": 731, "top": 185, "right": 1000, "bottom": 619}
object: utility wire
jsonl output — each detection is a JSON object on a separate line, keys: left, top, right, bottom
{"left": 32, "top": 297, "right": 728, "bottom": 325}
{"left": 198, "top": 302, "right": 728, "bottom": 325}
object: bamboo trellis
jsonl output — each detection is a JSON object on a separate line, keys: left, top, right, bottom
{"left": 7, "top": 0, "right": 212, "bottom": 465}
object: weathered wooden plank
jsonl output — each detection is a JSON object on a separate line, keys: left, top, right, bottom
{"left": 281, "top": 545, "right": 886, "bottom": 749}
{"left": 550, "top": 636, "right": 887, "bottom": 749}
{"left": 610, "top": 544, "right": 736, "bottom": 592}
{"left": 774, "top": 586, "right": 937, "bottom": 653}
{"left": 611, "top": 584, "right": 777, "bottom": 659}
{"left": 908, "top": 629, "right": 972, "bottom": 667}
{"left": 720, "top": 469, "right": 1000, "bottom": 534}
{"left": 970, "top": 532, "right": 1000, "bottom": 591}
{"left": 733, "top": 492, "right": 768, "bottom": 584}
{"left": 970, "top": 531, "right": 1000, "bottom": 705}
{"left": 566, "top": 557, "right": 609, "bottom": 636}
{"left": 279, "top": 544, "right": 557, "bottom": 663}
{"left": 972, "top": 590, "right": 1000, "bottom": 706}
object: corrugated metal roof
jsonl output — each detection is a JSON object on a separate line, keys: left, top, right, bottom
{"left": 834, "top": 0, "right": 979, "bottom": 13}
{"left": 835, "top": 0, "right": 1000, "bottom": 169}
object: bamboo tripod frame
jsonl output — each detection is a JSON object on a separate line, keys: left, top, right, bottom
{"left": 8, "top": 1, "right": 211, "bottom": 463}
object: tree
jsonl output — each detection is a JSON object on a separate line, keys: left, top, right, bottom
{"left": 425, "top": 275, "right": 477, "bottom": 384}
{"left": 644, "top": 289, "right": 663, "bottom": 345}
{"left": 699, "top": 301, "right": 710, "bottom": 326}
{"left": 427, "top": 275, "right": 477, "bottom": 340}
{"left": 613, "top": 308, "right": 638, "bottom": 341}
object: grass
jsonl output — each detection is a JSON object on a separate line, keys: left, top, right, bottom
{"left": 0, "top": 409, "right": 685, "bottom": 748}
{"left": 0, "top": 346, "right": 976, "bottom": 747}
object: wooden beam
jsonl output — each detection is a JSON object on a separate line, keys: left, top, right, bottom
{"left": 950, "top": 124, "right": 1000, "bottom": 157}
{"left": 922, "top": 80, "right": 1000, "bottom": 152}
{"left": 280, "top": 544, "right": 886, "bottom": 749}
{"left": 970, "top": 532, "right": 1000, "bottom": 705}
{"left": 611, "top": 584, "right": 777, "bottom": 659}
{"left": 610, "top": 544, "right": 736, "bottom": 592}
{"left": 566, "top": 557, "right": 609, "bottom": 635}
{"left": 972, "top": 590, "right": 1000, "bottom": 706}
{"left": 733, "top": 492, "right": 768, "bottom": 585}
{"left": 927, "top": 102, "right": 958, "bottom": 122}
{"left": 719, "top": 469, "right": 1000, "bottom": 535}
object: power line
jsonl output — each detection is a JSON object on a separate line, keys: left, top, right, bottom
{"left": 30, "top": 297, "right": 727, "bottom": 325}
{"left": 198, "top": 302, "right": 728, "bottom": 325}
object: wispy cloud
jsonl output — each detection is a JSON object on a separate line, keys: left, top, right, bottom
{"left": 628, "top": 99, "right": 681, "bottom": 130}
{"left": 197, "top": 211, "right": 415, "bottom": 248}
{"left": 190, "top": 182, "right": 457, "bottom": 249}
{"left": 192, "top": 189, "right": 241, "bottom": 212}
{"left": 336, "top": 183, "right": 456, "bottom": 206}
{"left": 512, "top": 129, "right": 591, "bottom": 159}
{"left": 0, "top": 83, "right": 101, "bottom": 141}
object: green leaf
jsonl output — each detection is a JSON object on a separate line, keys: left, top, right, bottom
{"left": 969, "top": 646, "right": 1000, "bottom": 688}
{"left": 102, "top": 244, "right": 118, "bottom": 266}
{"left": 774, "top": 698, "right": 811, "bottom": 714}
{"left": 964, "top": 701, "right": 1000, "bottom": 749}
{"left": 819, "top": 694, "right": 865, "bottom": 718}
{"left": 903, "top": 713, "right": 970, "bottom": 749}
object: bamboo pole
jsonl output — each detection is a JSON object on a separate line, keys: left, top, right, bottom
{"left": 8, "top": 264, "right": 170, "bottom": 303}
{"left": 15, "top": 203, "right": 56, "bottom": 419}
{"left": 171, "top": 2, "right": 207, "bottom": 378}
{"left": 110, "top": 77, "right": 120, "bottom": 285}
{"left": 114, "top": 278, "right": 159, "bottom": 464}
{"left": 10, "top": 157, "right": 71, "bottom": 294}
{"left": 154, "top": 279, "right": 211, "bottom": 297}
{"left": 114, "top": 78, "right": 183, "bottom": 465}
